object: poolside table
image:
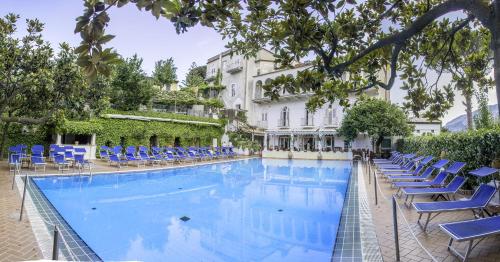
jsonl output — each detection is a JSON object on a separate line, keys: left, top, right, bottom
{"left": 469, "top": 167, "right": 500, "bottom": 210}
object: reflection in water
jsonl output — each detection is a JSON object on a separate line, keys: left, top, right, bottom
{"left": 33, "top": 159, "right": 351, "bottom": 262}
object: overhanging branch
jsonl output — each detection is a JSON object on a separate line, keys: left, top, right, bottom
{"left": 331, "top": 0, "right": 492, "bottom": 86}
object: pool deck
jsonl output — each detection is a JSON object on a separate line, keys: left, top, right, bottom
{"left": 0, "top": 158, "right": 499, "bottom": 261}
{"left": 361, "top": 161, "right": 500, "bottom": 262}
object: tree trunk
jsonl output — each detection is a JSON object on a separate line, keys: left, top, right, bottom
{"left": 494, "top": 1, "right": 500, "bottom": 118}
{"left": 0, "top": 121, "right": 11, "bottom": 160}
{"left": 375, "top": 135, "right": 384, "bottom": 154}
{"left": 463, "top": 90, "right": 473, "bottom": 130}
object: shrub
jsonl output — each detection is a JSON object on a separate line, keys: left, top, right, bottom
{"left": 399, "top": 127, "right": 500, "bottom": 189}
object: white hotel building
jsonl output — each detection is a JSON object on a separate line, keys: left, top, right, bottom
{"left": 206, "top": 49, "right": 390, "bottom": 159}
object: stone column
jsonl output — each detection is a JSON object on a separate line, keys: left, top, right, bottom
{"left": 56, "top": 134, "right": 62, "bottom": 145}
{"left": 290, "top": 133, "right": 294, "bottom": 151}
{"left": 263, "top": 133, "right": 268, "bottom": 150}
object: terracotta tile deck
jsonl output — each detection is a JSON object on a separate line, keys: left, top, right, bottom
{"left": 361, "top": 162, "right": 500, "bottom": 262}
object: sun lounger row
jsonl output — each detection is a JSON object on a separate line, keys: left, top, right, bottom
{"left": 98, "top": 145, "right": 237, "bottom": 168}
{"left": 372, "top": 151, "right": 499, "bottom": 261}
{"left": 8, "top": 144, "right": 92, "bottom": 172}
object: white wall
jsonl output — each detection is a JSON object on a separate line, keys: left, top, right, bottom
{"left": 412, "top": 123, "right": 441, "bottom": 136}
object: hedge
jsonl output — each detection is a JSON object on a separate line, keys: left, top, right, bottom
{"left": 398, "top": 127, "right": 500, "bottom": 188}
{"left": 2, "top": 111, "right": 224, "bottom": 158}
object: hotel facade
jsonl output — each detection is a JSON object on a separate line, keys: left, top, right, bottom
{"left": 206, "top": 49, "right": 390, "bottom": 159}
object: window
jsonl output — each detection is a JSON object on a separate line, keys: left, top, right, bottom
{"left": 305, "top": 108, "right": 313, "bottom": 126}
{"left": 235, "top": 104, "right": 241, "bottom": 110}
{"left": 326, "top": 105, "right": 337, "bottom": 125}
{"left": 431, "top": 130, "right": 435, "bottom": 133}
{"left": 261, "top": 113, "right": 267, "bottom": 121}
{"left": 281, "top": 107, "right": 289, "bottom": 127}
{"left": 255, "top": 80, "right": 263, "bottom": 99}
{"left": 257, "top": 69, "right": 261, "bottom": 75}
{"left": 231, "top": 83, "right": 236, "bottom": 97}
{"left": 417, "top": 130, "right": 420, "bottom": 133}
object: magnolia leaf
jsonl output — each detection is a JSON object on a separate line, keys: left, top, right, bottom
{"left": 97, "top": 34, "right": 115, "bottom": 44}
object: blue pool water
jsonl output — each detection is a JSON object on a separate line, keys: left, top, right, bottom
{"left": 33, "top": 158, "right": 351, "bottom": 261}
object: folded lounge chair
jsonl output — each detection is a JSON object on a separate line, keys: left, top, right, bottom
{"left": 402, "top": 176, "right": 467, "bottom": 206}
{"left": 439, "top": 216, "right": 500, "bottom": 261}
{"left": 413, "top": 184, "right": 497, "bottom": 231}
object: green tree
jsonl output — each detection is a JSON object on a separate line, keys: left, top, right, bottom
{"left": 152, "top": 57, "right": 177, "bottom": 90}
{"left": 474, "top": 87, "right": 496, "bottom": 129}
{"left": 75, "top": 0, "right": 500, "bottom": 119}
{"left": 109, "top": 55, "right": 155, "bottom": 111}
{"left": 183, "top": 62, "right": 206, "bottom": 88}
{"left": 339, "top": 97, "right": 412, "bottom": 153}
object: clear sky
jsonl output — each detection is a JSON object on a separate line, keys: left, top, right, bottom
{"left": 1, "top": 0, "right": 497, "bottom": 124}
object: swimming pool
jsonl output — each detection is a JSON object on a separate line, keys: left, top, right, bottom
{"left": 32, "top": 158, "right": 352, "bottom": 261}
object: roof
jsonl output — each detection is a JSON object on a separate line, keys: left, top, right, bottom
{"left": 206, "top": 48, "right": 275, "bottom": 63}
{"left": 408, "top": 118, "right": 442, "bottom": 124}
{"left": 254, "top": 62, "right": 313, "bottom": 78}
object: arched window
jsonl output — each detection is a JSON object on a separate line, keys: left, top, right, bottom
{"left": 326, "top": 104, "right": 337, "bottom": 126}
{"left": 281, "top": 107, "right": 289, "bottom": 127}
{"left": 255, "top": 80, "right": 263, "bottom": 99}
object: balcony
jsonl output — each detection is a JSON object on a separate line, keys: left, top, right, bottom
{"left": 226, "top": 61, "right": 243, "bottom": 73}
{"left": 324, "top": 117, "right": 339, "bottom": 128}
{"left": 277, "top": 118, "right": 289, "bottom": 128}
{"left": 205, "top": 73, "right": 216, "bottom": 81}
{"left": 301, "top": 117, "right": 314, "bottom": 128}
{"left": 256, "top": 120, "right": 268, "bottom": 129}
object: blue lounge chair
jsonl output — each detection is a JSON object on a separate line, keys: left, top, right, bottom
{"left": 109, "top": 154, "right": 128, "bottom": 168}
{"left": 383, "top": 161, "right": 425, "bottom": 177}
{"left": 74, "top": 154, "right": 92, "bottom": 172}
{"left": 413, "top": 184, "right": 497, "bottom": 231}
{"left": 99, "top": 146, "right": 110, "bottom": 161}
{"left": 402, "top": 176, "right": 467, "bottom": 206}
{"left": 126, "top": 146, "right": 136, "bottom": 154}
{"left": 74, "top": 147, "right": 86, "bottom": 155}
{"left": 227, "top": 147, "right": 237, "bottom": 157}
{"left": 125, "top": 152, "right": 146, "bottom": 167}
{"left": 112, "top": 146, "right": 123, "bottom": 156}
{"left": 394, "top": 169, "right": 449, "bottom": 196}
{"left": 389, "top": 160, "right": 462, "bottom": 183}
{"left": 139, "top": 151, "right": 161, "bottom": 166}
{"left": 376, "top": 153, "right": 415, "bottom": 168}
{"left": 54, "top": 154, "right": 70, "bottom": 171}
{"left": 439, "top": 216, "right": 500, "bottom": 261}
{"left": 31, "top": 156, "right": 46, "bottom": 172}
{"left": 387, "top": 165, "right": 434, "bottom": 183}
{"left": 378, "top": 158, "right": 418, "bottom": 172}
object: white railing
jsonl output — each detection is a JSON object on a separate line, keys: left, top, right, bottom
{"left": 278, "top": 118, "right": 289, "bottom": 128}
{"left": 226, "top": 61, "right": 243, "bottom": 73}
{"left": 301, "top": 117, "right": 314, "bottom": 127}
{"left": 257, "top": 120, "right": 268, "bottom": 129}
{"left": 324, "top": 116, "right": 339, "bottom": 127}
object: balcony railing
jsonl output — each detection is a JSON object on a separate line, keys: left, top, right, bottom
{"left": 226, "top": 61, "right": 243, "bottom": 73}
{"left": 324, "top": 116, "right": 339, "bottom": 127}
{"left": 277, "top": 118, "right": 289, "bottom": 128}
{"left": 256, "top": 120, "right": 268, "bottom": 129}
{"left": 301, "top": 117, "right": 314, "bottom": 127}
